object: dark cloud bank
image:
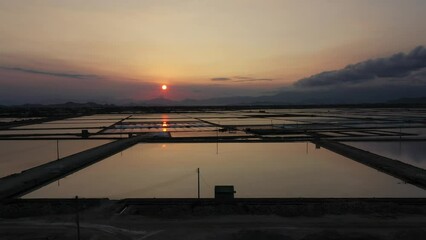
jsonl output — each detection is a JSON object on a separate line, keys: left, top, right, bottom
{"left": 294, "top": 46, "right": 426, "bottom": 88}
{"left": 285, "top": 45, "right": 426, "bottom": 104}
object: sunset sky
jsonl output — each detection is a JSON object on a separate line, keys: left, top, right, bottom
{"left": 1, "top": 0, "right": 426, "bottom": 104}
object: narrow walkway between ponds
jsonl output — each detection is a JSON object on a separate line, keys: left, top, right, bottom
{"left": 96, "top": 115, "right": 132, "bottom": 134}
{"left": 315, "top": 139, "right": 426, "bottom": 190}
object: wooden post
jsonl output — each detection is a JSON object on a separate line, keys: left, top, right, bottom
{"left": 56, "top": 139, "right": 59, "bottom": 160}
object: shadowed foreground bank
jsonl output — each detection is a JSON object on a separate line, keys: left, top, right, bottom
{"left": 1, "top": 198, "right": 426, "bottom": 240}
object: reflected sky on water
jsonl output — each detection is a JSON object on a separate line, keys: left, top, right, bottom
{"left": 0, "top": 140, "right": 111, "bottom": 178}
{"left": 24, "top": 142, "right": 426, "bottom": 199}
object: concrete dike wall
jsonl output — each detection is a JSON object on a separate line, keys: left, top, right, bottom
{"left": 316, "top": 139, "right": 426, "bottom": 190}
{"left": 0, "top": 135, "right": 148, "bottom": 200}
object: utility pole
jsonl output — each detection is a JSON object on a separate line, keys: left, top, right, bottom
{"left": 306, "top": 141, "right": 308, "bottom": 154}
{"left": 75, "top": 196, "right": 81, "bottom": 240}
{"left": 197, "top": 168, "right": 200, "bottom": 199}
{"left": 216, "top": 122, "right": 220, "bottom": 155}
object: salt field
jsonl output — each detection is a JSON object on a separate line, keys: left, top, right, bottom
{"left": 0, "top": 108, "right": 425, "bottom": 199}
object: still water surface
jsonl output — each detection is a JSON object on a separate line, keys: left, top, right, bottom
{"left": 24, "top": 143, "right": 426, "bottom": 199}
{"left": 0, "top": 140, "right": 111, "bottom": 178}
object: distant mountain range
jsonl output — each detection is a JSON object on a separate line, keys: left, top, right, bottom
{"left": 0, "top": 102, "right": 115, "bottom": 108}
{"left": 138, "top": 95, "right": 426, "bottom": 106}
{"left": 387, "top": 97, "right": 426, "bottom": 104}
{"left": 2, "top": 97, "right": 426, "bottom": 108}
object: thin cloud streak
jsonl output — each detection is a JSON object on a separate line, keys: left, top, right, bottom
{"left": 0, "top": 66, "right": 100, "bottom": 80}
{"left": 211, "top": 76, "right": 275, "bottom": 82}
{"left": 211, "top": 77, "right": 231, "bottom": 81}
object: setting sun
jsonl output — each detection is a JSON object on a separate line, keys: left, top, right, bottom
{"left": 161, "top": 84, "right": 167, "bottom": 90}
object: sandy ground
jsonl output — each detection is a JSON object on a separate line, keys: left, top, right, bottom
{"left": 1, "top": 198, "right": 426, "bottom": 239}
{"left": 1, "top": 214, "right": 426, "bottom": 240}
